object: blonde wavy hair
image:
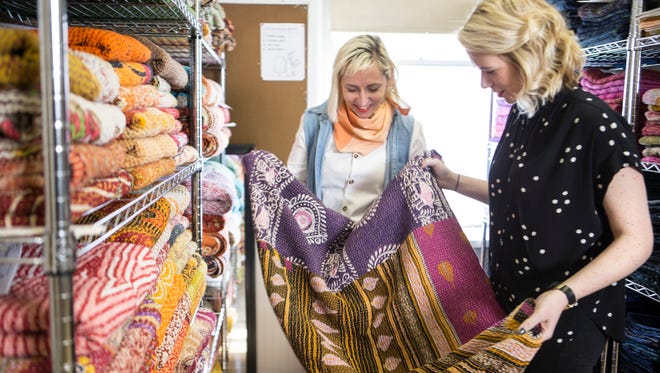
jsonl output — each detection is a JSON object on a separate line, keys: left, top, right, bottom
{"left": 326, "top": 34, "right": 402, "bottom": 122}
{"left": 458, "top": 0, "right": 585, "bottom": 117}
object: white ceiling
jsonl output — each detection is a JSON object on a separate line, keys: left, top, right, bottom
{"left": 329, "top": 0, "right": 481, "bottom": 34}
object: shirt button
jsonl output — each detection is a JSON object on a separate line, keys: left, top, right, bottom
{"left": 353, "top": 153, "right": 359, "bottom": 158}
{"left": 342, "top": 206, "right": 348, "bottom": 211}
{"left": 348, "top": 180, "right": 354, "bottom": 184}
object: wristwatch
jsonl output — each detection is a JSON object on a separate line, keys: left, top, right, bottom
{"left": 552, "top": 283, "right": 578, "bottom": 309}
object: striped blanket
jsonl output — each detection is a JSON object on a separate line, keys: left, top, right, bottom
{"left": 244, "top": 150, "right": 542, "bottom": 372}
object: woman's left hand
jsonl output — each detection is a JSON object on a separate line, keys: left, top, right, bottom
{"left": 517, "top": 289, "right": 569, "bottom": 342}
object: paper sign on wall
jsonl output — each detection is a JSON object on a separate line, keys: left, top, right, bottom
{"left": 260, "top": 23, "right": 305, "bottom": 81}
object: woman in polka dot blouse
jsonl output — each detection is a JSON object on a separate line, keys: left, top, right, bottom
{"left": 424, "top": 0, "right": 653, "bottom": 371}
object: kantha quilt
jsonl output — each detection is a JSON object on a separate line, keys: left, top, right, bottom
{"left": 244, "top": 150, "right": 542, "bottom": 372}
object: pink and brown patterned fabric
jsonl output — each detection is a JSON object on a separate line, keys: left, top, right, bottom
{"left": 0, "top": 241, "right": 158, "bottom": 358}
{"left": 244, "top": 150, "right": 542, "bottom": 372}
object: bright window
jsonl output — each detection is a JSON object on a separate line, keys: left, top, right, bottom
{"left": 331, "top": 32, "right": 493, "bottom": 243}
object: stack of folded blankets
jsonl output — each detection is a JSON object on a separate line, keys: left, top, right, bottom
{"left": 637, "top": 87, "right": 660, "bottom": 165}
{"left": 581, "top": 67, "right": 660, "bottom": 115}
{"left": 0, "top": 27, "right": 130, "bottom": 226}
{"left": 547, "top": 0, "right": 631, "bottom": 50}
{"left": 0, "top": 25, "right": 230, "bottom": 373}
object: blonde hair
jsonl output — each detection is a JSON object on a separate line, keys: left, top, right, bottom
{"left": 458, "top": 0, "right": 584, "bottom": 117}
{"left": 326, "top": 34, "right": 402, "bottom": 122}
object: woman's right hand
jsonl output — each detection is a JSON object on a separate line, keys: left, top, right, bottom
{"left": 422, "top": 158, "right": 459, "bottom": 191}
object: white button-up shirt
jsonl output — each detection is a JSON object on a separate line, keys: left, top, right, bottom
{"left": 287, "top": 119, "right": 426, "bottom": 221}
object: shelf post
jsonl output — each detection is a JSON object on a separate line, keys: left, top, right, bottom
{"left": 38, "top": 0, "right": 77, "bottom": 371}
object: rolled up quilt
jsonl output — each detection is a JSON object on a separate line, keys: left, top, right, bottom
{"left": 0, "top": 28, "right": 40, "bottom": 89}
{"left": 201, "top": 123, "right": 229, "bottom": 158}
{"left": 70, "top": 49, "right": 120, "bottom": 103}
{"left": 69, "top": 93, "right": 127, "bottom": 145}
{"left": 114, "top": 84, "right": 160, "bottom": 113}
{"left": 151, "top": 75, "right": 172, "bottom": 93}
{"left": 68, "top": 51, "right": 102, "bottom": 101}
{"left": 122, "top": 107, "right": 177, "bottom": 140}
{"left": 112, "top": 61, "right": 153, "bottom": 86}
{"left": 69, "top": 141, "right": 126, "bottom": 188}
{"left": 70, "top": 169, "right": 133, "bottom": 220}
{"left": 173, "top": 145, "right": 198, "bottom": 167}
{"left": 0, "top": 90, "right": 125, "bottom": 144}
{"left": 69, "top": 26, "right": 151, "bottom": 63}
{"left": 158, "top": 91, "right": 178, "bottom": 108}
{"left": 131, "top": 35, "right": 188, "bottom": 90}
{"left": 127, "top": 157, "right": 177, "bottom": 190}
{"left": 0, "top": 89, "right": 41, "bottom": 142}
{"left": 121, "top": 134, "right": 178, "bottom": 168}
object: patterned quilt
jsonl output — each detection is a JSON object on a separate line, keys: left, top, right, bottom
{"left": 244, "top": 150, "right": 542, "bottom": 372}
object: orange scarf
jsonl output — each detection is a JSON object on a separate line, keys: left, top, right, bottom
{"left": 333, "top": 101, "right": 393, "bottom": 155}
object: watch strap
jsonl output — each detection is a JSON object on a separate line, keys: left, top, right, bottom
{"left": 553, "top": 283, "right": 578, "bottom": 309}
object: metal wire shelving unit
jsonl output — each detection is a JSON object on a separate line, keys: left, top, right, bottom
{"left": 0, "top": 0, "right": 230, "bottom": 371}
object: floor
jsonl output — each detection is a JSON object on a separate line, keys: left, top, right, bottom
{"left": 225, "top": 260, "right": 248, "bottom": 373}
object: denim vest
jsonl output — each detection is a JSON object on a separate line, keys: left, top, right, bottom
{"left": 303, "top": 101, "right": 414, "bottom": 199}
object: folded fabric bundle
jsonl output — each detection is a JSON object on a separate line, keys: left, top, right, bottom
{"left": 131, "top": 35, "right": 188, "bottom": 90}
{"left": 643, "top": 88, "right": 660, "bottom": 106}
{"left": 151, "top": 75, "right": 172, "bottom": 93}
{"left": 69, "top": 141, "right": 126, "bottom": 188}
{"left": 112, "top": 61, "right": 153, "bottom": 86}
{"left": 0, "top": 241, "right": 158, "bottom": 357}
{"left": 646, "top": 110, "right": 660, "bottom": 121}
{"left": 168, "top": 130, "right": 189, "bottom": 151}
{"left": 640, "top": 136, "right": 660, "bottom": 146}
{"left": 201, "top": 123, "right": 229, "bottom": 158}
{"left": 201, "top": 104, "right": 225, "bottom": 131}
{"left": 162, "top": 184, "right": 192, "bottom": 218}
{"left": 69, "top": 26, "right": 151, "bottom": 63}
{"left": 173, "top": 145, "right": 198, "bottom": 166}
{"left": 0, "top": 28, "right": 40, "bottom": 90}
{"left": 158, "top": 91, "right": 178, "bottom": 109}
{"left": 642, "top": 124, "right": 660, "bottom": 136}
{"left": 243, "top": 150, "right": 542, "bottom": 372}
{"left": 641, "top": 156, "right": 660, "bottom": 163}
{"left": 122, "top": 107, "right": 177, "bottom": 139}
{"left": 0, "top": 90, "right": 125, "bottom": 144}
{"left": 68, "top": 51, "right": 102, "bottom": 101}
{"left": 201, "top": 76, "right": 223, "bottom": 106}
{"left": 642, "top": 146, "right": 660, "bottom": 157}
{"left": 156, "top": 254, "right": 207, "bottom": 372}
{"left": 174, "top": 307, "right": 217, "bottom": 373}
{"left": 183, "top": 160, "right": 237, "bottom": 215}
{"left": 127, "top": 157, "right": 177, "bottom": 190}
{"left": 0, "top": 89, "right": 41, "bottom": 142}
{"left": 114, "top": 84, "right": 161, "bottom": 113}
{"left": 70, "top": 170, "right": 133, "bottom": 220}
{"left": 104, "top": 298, "right": 161, "bottom": 373}
{"left": 70, "top": 49, "right": 120, "bottom": 103}
{"left": 121, "top": 134, "right": 178, "bottom": 168}
{"left": 69, "top": 93, "right": 127, "bottom": 145}
{"left": 0, "top": 168, "right": 133, "bottom": 226}
{"left": 157, "top": 106, "right": 180, "bottom": 119}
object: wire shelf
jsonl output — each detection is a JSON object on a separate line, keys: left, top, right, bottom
{"left": 625, "top": 279, "right": 660, "bottom": 303}
{"left": 0, "top": 0, "right": 199, "bottom": 30}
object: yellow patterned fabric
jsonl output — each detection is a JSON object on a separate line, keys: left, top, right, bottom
{"left": 0, "top": 28, "right": 39, "bottom": 89}
{"left": 122, "top": 107, "right": 177, "bottom": 139}
{"left": 127, "top": 157, "right": 176, "bottom": 190}
{"left": 121, "top": 134, "right": 178, "bottom": 168}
